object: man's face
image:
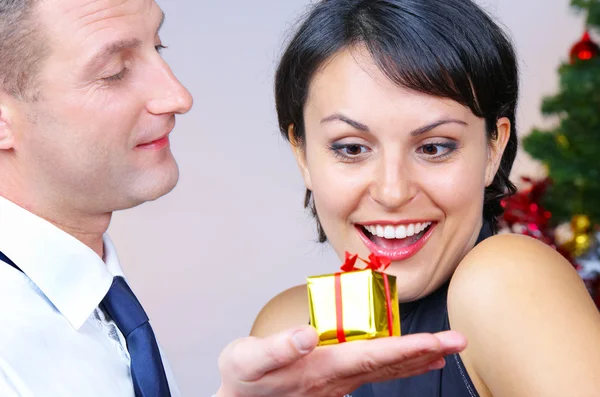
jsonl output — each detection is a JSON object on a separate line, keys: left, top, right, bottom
{"left": 6, "top": 0, "right": 193, "bottom": 215}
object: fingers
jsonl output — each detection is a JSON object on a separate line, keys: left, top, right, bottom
{"left": 218, "top": 330, "right": 467, "bottom": 397}
{"left": 433, "top": 330, "right": 468, "bottom": 352}
{"left": 315, "top": 333, "right": 440, "bottom": 378}
{"left": 219, "top": 326, "right": 318, "bottom": 382}
{"left": 307, "top": 331, "right": 466, "bottom": 382}
{"left": 355, "top": 351, "right": 451, "bottom": 385}
{"left": 380, "top": 357, "right": 447, "bottom": 380}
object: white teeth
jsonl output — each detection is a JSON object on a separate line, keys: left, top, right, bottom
{"left": 384, "top": 226, "right": 395, "bottom": 239}
{"left": 395, "top": 225, "right": 407, "bottom": 239}
{"left": 364, "top": 222, "right": 432, "bottom": 240}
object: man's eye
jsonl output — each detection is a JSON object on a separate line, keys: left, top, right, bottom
{"left": 103, "top": 68, "right": 128, "bottom": 82}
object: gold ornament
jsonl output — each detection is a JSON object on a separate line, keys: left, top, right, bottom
{"left": 542, "top": 163, "right": 550, "bottom": 175}
{"left": 561, "top": 215, "right": 592, "bottom": 258}
{"left": 573, "top": 214, "right": 591, "bottom": 233}
{"left": 556, "top": 134, "right": 570, "bottom": 149}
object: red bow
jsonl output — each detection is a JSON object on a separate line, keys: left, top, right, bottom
{"left": 364, "top": 253, "right": 391, "bottom": 271}
{"left": 340, "top": 251, "right": 391, "bottom": 272}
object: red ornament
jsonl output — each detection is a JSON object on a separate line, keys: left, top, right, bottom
{"left": 501, "top": 177, "right": 553, "bottom": 230}
{"left": 570, "top": 31, "right": 600, "bottom": 64}
{"left": 500, "top": 177, "right": 577, "bottom": 265}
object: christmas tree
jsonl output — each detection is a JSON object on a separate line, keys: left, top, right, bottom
{"left": 522, "top": 0, "right": 600, "bottom": 225}
{"left": 571, "top": 0, "right": 600, "bottom": 27}
{"left": 504, "top": 0, "right": 600, "bottom": 307}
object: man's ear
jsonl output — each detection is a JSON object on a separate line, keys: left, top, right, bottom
{"left": 288, "top": 124, "right": 313, "bottom": 191}
{"left": 485, "top": 117, "right": 511, "bottom": 186}
{"left": 0, "top": 91, "right": 17, "bottom": 150}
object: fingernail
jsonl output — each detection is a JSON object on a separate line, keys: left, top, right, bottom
{"left": 291, "top": 328, "right": 316, "bottom": 353}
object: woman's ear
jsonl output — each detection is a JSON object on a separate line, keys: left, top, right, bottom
{"left": 288, "top": 124, "right": 313, "bottom": 191}
{"left": 485, "top": 117, "right": 511, "bottom": 186}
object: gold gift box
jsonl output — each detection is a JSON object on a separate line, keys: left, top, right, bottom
{"left": 307, "top": 268, "right": 400, "bottom": 346}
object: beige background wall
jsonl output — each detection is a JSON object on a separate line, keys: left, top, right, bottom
{"left": 107, "top": 0, "right": 584, "bottom": 394}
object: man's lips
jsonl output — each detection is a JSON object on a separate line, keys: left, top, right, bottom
{"left": 136, "top": 119, "right": 176, "bottom": 149}
{"left": 136, "top": 134, "right": 170, "bottom": 150}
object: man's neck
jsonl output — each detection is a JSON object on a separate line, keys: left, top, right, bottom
{"left": 1, "top": 192, "right": 111, "bottom": 258}
{"left": 48, "top": 215, "right": 111, "bottom": 258}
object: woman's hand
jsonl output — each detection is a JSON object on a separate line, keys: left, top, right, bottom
{"left": 216, "top": 326, "right": 467, "bottom": 397}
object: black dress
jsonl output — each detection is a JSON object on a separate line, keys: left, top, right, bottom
{"left": 350, "top": 220, "right": 493, "bottom": 397}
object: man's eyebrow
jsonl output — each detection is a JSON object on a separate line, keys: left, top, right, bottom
{"left": 83, "top": 11, "right": 165, "bottom": 75}
{"left": 156, "top": 10, "right": 165, "bottom": 35}
{"left": 84, "top": 38, "right": 142, "bottom": 74}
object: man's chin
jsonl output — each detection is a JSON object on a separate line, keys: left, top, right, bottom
{"left": 144, "top": 180, "right": 178, "bottom": 202}
{"left": 118, "top": 165, "right": 180, "bottom": 209}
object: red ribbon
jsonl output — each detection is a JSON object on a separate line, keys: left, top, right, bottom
{"left": 334, "top": 273, "right": 346, "bottom": 343}
{"left": 334, "top": 252, "right": 395, "bottom": 343}
{"left": 382, "top": 272, "right": 393, "bottom": 337}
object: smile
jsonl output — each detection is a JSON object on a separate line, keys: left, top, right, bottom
{"left": 136, "top": 135, "right": 170, "bottom": 150}
{"left": 356, "top": 221, "right": 436, "bottom": 261}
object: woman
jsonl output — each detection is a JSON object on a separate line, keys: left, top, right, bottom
{"left": 251, "top": 0, "right": 600, "bottom": 396}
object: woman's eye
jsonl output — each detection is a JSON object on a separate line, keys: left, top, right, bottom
{"left": 340, "top": 144, "right": 367, "bottom": 156}
{"left": 418, "top": 142, "right": 457, "bottom": 158}
{"left": 417, "top": 142, "right": 458, "bottom": 160}
{"left": 421, "top": 144, "right": 441, "bottom": 155}
{"left": 328, "top": 142, "right": 370, "bottom": 162}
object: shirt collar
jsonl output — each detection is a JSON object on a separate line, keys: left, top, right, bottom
{"left": 0, "top": 196, "right": 117, "bottom": 330}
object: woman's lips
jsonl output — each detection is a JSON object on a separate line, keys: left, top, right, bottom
{"left": 356, "top": 221, "right": 436, "bottom": 261}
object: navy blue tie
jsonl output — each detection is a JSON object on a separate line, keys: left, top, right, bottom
{"left": 0, "top": 251, "right": 17, "bottom": 270}
{"left": 101, "top": 276, "right": 171, "bottom": 397}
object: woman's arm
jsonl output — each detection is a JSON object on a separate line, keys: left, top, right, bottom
{"left": 250, "top": 284, "right": 308, "bottom": 337}
{"left": 448, "top": 233, "right": 600, "bottom": 397}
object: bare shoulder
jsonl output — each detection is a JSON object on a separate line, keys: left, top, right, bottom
{"left": 448, "top": 233, "right": 600, "bottom": 396}
{"left": 448, "top": 232, "right": 596, "bottom": 324}
{"left": 451, "top": 232, "right": 583, "bottom": 288}
{"left": 250, "top": 284, "right": 309, "bottom": 337}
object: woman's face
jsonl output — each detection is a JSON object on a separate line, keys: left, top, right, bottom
{"left": 294, "top": 47, "right": 510, "bottom": 301}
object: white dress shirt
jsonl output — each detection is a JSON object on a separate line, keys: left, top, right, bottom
{"left": 0, "top": 196, "right": 181, "bottom": 397}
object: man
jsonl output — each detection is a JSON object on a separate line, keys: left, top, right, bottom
{"left": 0, "top": 0, "right": 465, "bottom": 396}
{"left": 0, "top": 0, "right": 192, "bottom": 395}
